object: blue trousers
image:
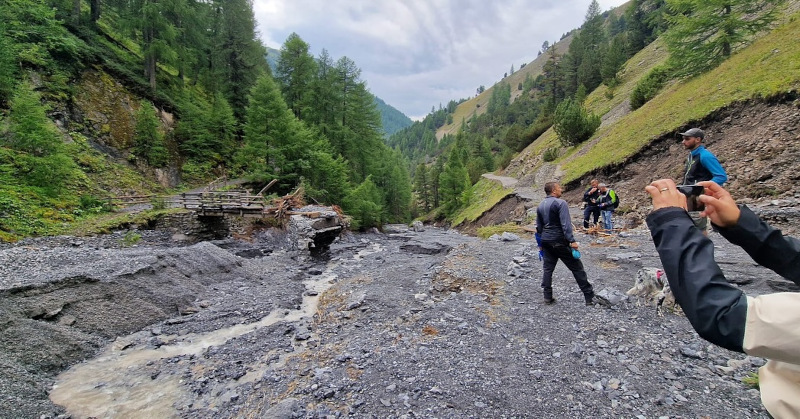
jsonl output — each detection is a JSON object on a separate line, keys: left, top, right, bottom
{"left": 601, "top": 210, "right": 614, "bottom": 232}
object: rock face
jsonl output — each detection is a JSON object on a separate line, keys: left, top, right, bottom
{"left": 0, "top": 223, "right": 784, "bottom": 418}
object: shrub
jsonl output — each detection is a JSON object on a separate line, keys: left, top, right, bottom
{"left": 630, "top": 66, "right": 670, "bottom": 110}
{"left": 742, "top": 371, "right": 759, "bottom": 389}
{"left": 543, "top": 146, "right": 560, "bottom": 162}
{"left": 553, "top": 98, "right": 601, "bottom": 146}
{"left": 121, "top": 230, "right": 141, "bottom": 247}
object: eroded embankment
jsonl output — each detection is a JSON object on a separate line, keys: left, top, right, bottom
{"left": 0, "top": 240, "right": 299, "bottom": 417}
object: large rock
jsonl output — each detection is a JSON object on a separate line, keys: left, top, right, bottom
{"left": 286, "top": 206, "right": 346, "bottom": 252}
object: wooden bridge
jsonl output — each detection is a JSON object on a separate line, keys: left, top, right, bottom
{"left": 110, "top": 190, "right": 269, "bottom": 217}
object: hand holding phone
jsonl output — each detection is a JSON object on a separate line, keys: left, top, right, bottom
{"left": 677, "top": 185, "right": 705, "bottom": 212}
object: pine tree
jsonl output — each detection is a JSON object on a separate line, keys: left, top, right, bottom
{"left": 4, "top": 83, "right": 79, "bottom": 191}
{"left": 0, "top": 23, "right": 16, "bottom": 105}
{"left": 344, "top": 176, "right": 384, "bottom": 230}
{"left": 439, "top": 149, "right": 471, "bottom": 215}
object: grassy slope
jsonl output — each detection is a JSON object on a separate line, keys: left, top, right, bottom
{"left": 555, "top": 11, "right": 800, "bottom": 183}
{"left": 449, "top": 177, "right": 514, "bottom": 226}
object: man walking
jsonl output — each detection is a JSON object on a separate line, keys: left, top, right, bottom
{"left": 582, "top": 179, "right": 601, "bottom": 228}
{"left": 597, "top": 183, "right": 619, "bottom": 233}
{"left": 680, "top": 128, "right": 727, "bottom": 231}
{"left": 536, "top": 182, "right": 606, "bottom": 306}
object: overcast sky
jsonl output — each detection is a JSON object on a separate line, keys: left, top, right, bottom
{"left": 253, "top": 0, "right": 630, "bottom": 120}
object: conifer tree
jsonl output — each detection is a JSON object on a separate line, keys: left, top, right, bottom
{"left": 344, "top": 176, "right": 384, "bottom": 230}
{"left": 4, "top": 83, "right": 78, "bottom": 191}
{"left": 439, "top": 148, "right": 470, "bottom": 215}
{"left": 277, "top": 33, "right": 317, "bottom": 120}
{"left": 664, "top": 0, "right": 782, "bottom": 77}
{"left": 413, "top": 163, "right": 431, "bottom": 213}
{"left": 0, "top": 23, "right": 15, "bottom": 105}
{"left": 134, "top": 100, "right": 169, "bottom": 167}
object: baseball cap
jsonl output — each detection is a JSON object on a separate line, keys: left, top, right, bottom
{"left": 598, "top": 183, "right": 608, "bottom": 187}
{"left": 679, "top": 128, "right": 704, "bottom": 139}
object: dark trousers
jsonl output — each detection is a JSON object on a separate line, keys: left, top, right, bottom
{"left": 541, "top": 241, "right": 594, "bottom": 301}
{"left": 583, "top": 205, "right": 600, "bottom": 228}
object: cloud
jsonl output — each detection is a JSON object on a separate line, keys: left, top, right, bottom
{"left": 254, "top": 0, "right": 630, "bottom": 120}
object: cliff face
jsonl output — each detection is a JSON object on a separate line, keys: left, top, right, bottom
{"left": 65, "top": 69, "right": 180, "bottom": 189}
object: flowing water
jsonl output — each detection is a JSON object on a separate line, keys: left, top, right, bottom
{"left": 49, "top": 243, "right": 383, "bottom": 418}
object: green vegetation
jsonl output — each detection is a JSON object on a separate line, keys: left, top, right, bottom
{"left": 553, "top": 98, "right": 601, "bottom": 146}
{"left": 0, "top": 0, "right": 414, "bottom": 241}
{"left": 449, "top": 178, "right": 513, "bottom": 227}
{"left": 559, "top": 9, "right": 800, "bottom": 182}
{"left": 121, "top": 230, "right": 142, "bottom": 247}
{"left": 742, "top": 371, "right": 760, "bottom": 389}
{"left": 476, "top": 223, "right": 526, "bottom": 239}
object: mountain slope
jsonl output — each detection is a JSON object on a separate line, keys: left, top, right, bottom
{"left": 453, "top": 2, "right": 800, "bottom": 233}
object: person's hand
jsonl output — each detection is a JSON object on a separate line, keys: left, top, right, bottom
{"left": 570, "top": 242, "right": 579, "bottom": 249}
{"left": 697, "top": 181, "right": 741, "bottom": 228}
{"left": 645, "top": 179, "right": 687, "bottom": 211}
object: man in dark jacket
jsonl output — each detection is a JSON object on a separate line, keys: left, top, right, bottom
{"left": 582, "top": 179, "right": 601, "bottom": 228}
{"left": 536, "top": 182, "right": 606, "bottom": 306}
{"left": 645, "top": 178, "right": 800, "bottom": 417}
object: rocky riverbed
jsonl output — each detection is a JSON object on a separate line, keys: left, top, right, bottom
{"left": 1, "top": 218, "right": 793, "bottom": 418}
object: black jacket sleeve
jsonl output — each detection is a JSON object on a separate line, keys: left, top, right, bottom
{"left": 646, "top": 207, "right": 747, "bottom": 353}
{"left": 715, "top": 205, "right": 800, "bottom": 286}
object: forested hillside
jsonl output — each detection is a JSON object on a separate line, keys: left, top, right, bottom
{"left": 0, "top": 0, "right": 412, "bottom": 241}
{"left": 391, "top": 0, "right": 653, "bottom": 220}
{"left": 390, "top": 0, "right": 793, "bottom": 226}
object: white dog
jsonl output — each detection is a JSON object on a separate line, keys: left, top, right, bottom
{"left": 626, "top": 267, "right": 679, "bottom": 315}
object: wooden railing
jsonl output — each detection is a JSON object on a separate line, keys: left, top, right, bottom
{"left": 109, "top": 190, "right": 269, "bottom": 217}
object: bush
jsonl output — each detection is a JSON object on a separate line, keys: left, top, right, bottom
{"left": 543, "top": 146, "right": 560, "bottom": 162}
{"left": 553, "top": 98, "right": 601, "bottom": 146}
{"left": 630, "top": 66, "right": 670, "bottom": 110}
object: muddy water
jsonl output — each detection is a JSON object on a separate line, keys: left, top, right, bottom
{"left": 50, "top": 243, "right": 384, "bottom": 418}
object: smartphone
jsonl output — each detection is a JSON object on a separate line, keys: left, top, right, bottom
{"left": 677, "top": 185, "right": 705, "bottom": 212}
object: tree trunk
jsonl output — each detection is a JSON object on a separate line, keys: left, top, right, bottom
{"left": 72, "top": 0, "right": 81, "bottom": 25}
{"left": 90, "top": 0, "right": 101, "bottom": 23}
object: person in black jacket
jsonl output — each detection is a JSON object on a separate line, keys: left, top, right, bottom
{"left": 645, "top": 178, "right": 800, "bottom": 417}
{"left": 582, "top": 179, "right": 601, "bottom": 228}
{"left": 536, "top": 182, "right": 607, "bottom": 306}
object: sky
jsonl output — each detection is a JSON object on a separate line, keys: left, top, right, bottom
{"left": 253, "top": 0, "right": 630, "bottom": 120}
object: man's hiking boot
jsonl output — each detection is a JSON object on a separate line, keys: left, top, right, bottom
{"left": 586, "top": 295, "right": 611, "bottom": 307}
{"left": 544, "top": 298, "right": 556, "bottom": 305}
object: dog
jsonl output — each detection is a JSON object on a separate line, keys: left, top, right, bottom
{"left": 626, "top": 267, "right": 679, "bottom": 315}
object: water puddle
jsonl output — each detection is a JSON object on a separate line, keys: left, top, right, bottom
{"left": 50, "top": 243, "right": 383, "bottom": 418}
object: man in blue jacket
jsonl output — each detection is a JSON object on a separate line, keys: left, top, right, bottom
{"left": 680, "top": 127, "right": 727, "bottom": 232}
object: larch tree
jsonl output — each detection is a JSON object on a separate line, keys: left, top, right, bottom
{"left": 277, "top": 33, "right": 317, "bottom": 120}
{"left": 664, "top": 0, "right": 783, "bottom": 77}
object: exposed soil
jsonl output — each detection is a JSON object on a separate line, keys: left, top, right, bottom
{"left": 0, "top": 218, "right": 790, "bottom": 418}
